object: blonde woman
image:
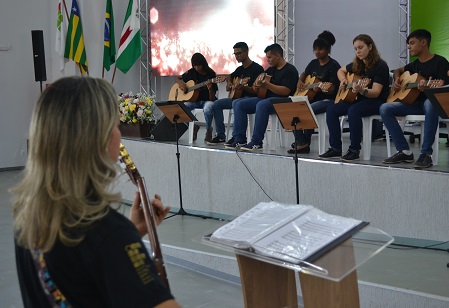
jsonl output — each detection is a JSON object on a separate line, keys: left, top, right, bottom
{"left": 12, "top": 76, "right": 179, "bottom": 308}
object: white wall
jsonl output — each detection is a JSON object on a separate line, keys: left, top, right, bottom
{"left": 0, "top": 0, "right": 400, "bottom": 169}
{"left": 294, "top": 0, "right": 401, "bottom": 72}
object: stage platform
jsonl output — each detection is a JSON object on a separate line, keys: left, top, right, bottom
{"left": 116, "top": 127, "right": 449, "bottom": 307}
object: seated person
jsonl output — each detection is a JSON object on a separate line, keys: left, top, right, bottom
{"left": 175, "top": 53, "right": 218, "bottom": 142}
{"left": 288, "top": 30, "right": 340, "bottom": 154}
{"left": 380, "top": 29, "right": 449, "bottom": 168}
{"left": 226, "top": 43, "right": 298, "bottom": 151}
{"left": 207, "top": 42, "right": 264, "bottom": 145}
{"left": 319, "top": 34, "right": 390, "bottom": 161}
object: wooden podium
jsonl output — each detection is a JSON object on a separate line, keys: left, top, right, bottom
{"left": 217, "top": 227, "right": 393, "bottom": 308}
{"left": 236, "top": 238, "right": 359, "bottom": 308}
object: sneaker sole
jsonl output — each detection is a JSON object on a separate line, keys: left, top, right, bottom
{"left": 239, "top": 147, "right": 262, "bottom": 152}
{"left": 206, "top": 141, "right": 225, "bottom": 145}
{"left": 383, "top": 159, "right": 414, "bottom": 164}
{"left": 414, "top": 163, "right": 432, "bottom": 169}
{"left": 340, "top": 157, "right": 360, "bottom": 162}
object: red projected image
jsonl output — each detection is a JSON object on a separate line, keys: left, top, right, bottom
{"left": 150, "top": 0, "right": 274, "bottom": 76}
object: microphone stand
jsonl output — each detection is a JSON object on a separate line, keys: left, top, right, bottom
{"left": 291, "top": 116, "right": 300, "bottom": 204}
{"left": 165, "top": 114, "right": 207, "bottom": 219}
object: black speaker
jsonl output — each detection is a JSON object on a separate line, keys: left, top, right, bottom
{"left": 31, "top": 30, "right": 47, "bottom": 82}
{"left": 148, "top": 116, "right": 188, "bottom": 141}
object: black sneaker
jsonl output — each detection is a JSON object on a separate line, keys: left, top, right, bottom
{"left": 224, "top": 140, "right": 246, "bottom": 150}
{"left": 240, "top": 141, "right": 263, "bottom": 152}
{"left": 207, "top": 136, "right": 225, "bottom": 145}
{"left": 224, "top": 137, "right": 235, "bottom": 146}
{"left": 287, "top": 145, "right": 310, "bottom": 154}
{"left": 414, "top": 153, "right": 433, "bottom": 169}
{"left": 319, "top": 148, "right": 342, "bottom": 158}
{"left": 383, "top": 151, "right": 414, "bottom": 164}
{"left": 341, "top": 150, "right": 360, "bottom": 162}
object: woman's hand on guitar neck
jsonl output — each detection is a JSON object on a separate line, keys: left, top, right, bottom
{"left": 130, "top": 192, "right": 171, "bottom": 236}
{"left": 151, "top": 194, "right": 171, "bottom": 225}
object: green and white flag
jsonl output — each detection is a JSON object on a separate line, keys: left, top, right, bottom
{"left": 116, "top": 0, "right": 142, "bottom": 74}
{"left": 55, "top": 0, "right": 68, "bottom": 71}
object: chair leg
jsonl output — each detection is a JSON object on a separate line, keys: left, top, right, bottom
{"left": 317, "top": 114, "right": 326, "bottom": 155}
{"left": 361, "top": 117, "right": 372, "bottom": 160}
{"left": 188, "top": 121, "right": 195, "bottom": 144}
{"left": 270, "top": 114, "right": 276, "bottom": 150}
{"left": 385, "top": 127, "right": 392, "bottom": 157}
{"left": 226, "top": 109, "right": 233, "bottom": 140}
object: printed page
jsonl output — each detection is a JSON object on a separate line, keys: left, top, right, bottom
{"left": 252, "top": 208, "right": 363, "bottom": 262}
{"left": 210, "top": 202, "right": 312, "bottom": 249}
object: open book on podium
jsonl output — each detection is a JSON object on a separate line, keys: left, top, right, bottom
{"left": 209, "top": 202, "right": 368, "bottom": 264}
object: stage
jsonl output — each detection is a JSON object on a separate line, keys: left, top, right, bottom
{"left": 116, "top": 126, "right": 449, "bottom": 307}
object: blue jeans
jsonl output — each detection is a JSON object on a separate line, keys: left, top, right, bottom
{"left": 293, "top": 99, "right": 334, "bottom": 146}
{"left": 185, "top": 101, "right": 214, "bottom": 130}
{"left": 326, "top": 99, "right": 384, "bottom": 152}
{"left": 211, "top": 97, "right": 246, "bottom": 139}
{"left": 379, "top": 99, "right": 439, "bottom": 155}
{"left": 233, "top": 97, "right": 278, "bottom": 145}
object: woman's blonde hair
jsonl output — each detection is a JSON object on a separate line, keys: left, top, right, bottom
{"left": 352, "top": 34, "right": 381, "bottom": 76}
{"left": 12, "top": 76, "right": 121, "bottom": 252}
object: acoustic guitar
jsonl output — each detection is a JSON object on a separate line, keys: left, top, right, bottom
{"left": 387, "top": 71, "right": 443, "bottom": 104}
{"left": 229, "top": 77, "right": 250, "bottom": 99}
{"left": 119, "top": 143, "right": 170, "bottom": 290}
{"left": 293, "top": 75, "right": 332, "bottom": 101}
{"left": 334, "top": 73, "right": 370, "bottom": 103}
{"left": 168, "top": 75, "right": 226, "bottom": 102}
{"left": 255, "top": 72, "right": 272, "bottom": 98}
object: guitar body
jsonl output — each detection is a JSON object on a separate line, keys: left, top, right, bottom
{"left": 229, "top": 77, "right": 250, "bottom": 99}
{"left": 168, "top": 80, "right": 198, "bottom": 102}
{"left": 256, "top": 73, "right": 272, "bottom": 98}
{"left": 294, "top": 75, "right": 320, "bottom": 101}
{"left": 334, "top": 73, "right": 361, "bottom": 103}
{"left": 387, "top": 71, "right": 424, "bottom": 104}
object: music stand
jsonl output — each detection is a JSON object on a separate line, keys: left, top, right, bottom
{"left": 424, "top": 85, "right": 449, "bottom": 119}
{"left": 155, "top": 101, "right": 206, "bottom": 219}
{"left": 272, "top": 96, "right": 318, "bottom": 204}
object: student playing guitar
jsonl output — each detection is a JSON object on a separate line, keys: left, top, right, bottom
{"left": 288, "top": 30, "right": 340, "bottom": 154}
{"left": 320, "top": 34, "right": 390, "bottom": 161}
{"left": 380, "top": 29, "right": 449, "bottom": 168}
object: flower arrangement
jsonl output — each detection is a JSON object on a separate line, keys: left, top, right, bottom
{"left": 118, "top": 92, "right": 156, "bottom": 124}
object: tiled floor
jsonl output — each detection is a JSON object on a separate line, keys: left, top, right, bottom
{"left": 0, "top": 170, "right": 244, "bottom": 308}
{"left": 2, "top": 127, "right": 449, "bottom": 307}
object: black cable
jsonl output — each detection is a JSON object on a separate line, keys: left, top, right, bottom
{"left": 235, "top": 150, "right": 273, "bottom": 201}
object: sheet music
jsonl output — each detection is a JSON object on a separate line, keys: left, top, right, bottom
{"left": 210, "top": 202, "right": 311, "bottom": 248}
{"left": 252, "top": 208, "right": 362, "bottom": 262}
{"left": 210, "top": 202, "right": 365, "bottom": 262}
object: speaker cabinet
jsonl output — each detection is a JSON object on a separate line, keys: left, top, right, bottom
{"left": 149, "top": 116, "right": 188, "bottom": 141}
{"left": 31, "top": 30, "right": 47, "bottom": 82}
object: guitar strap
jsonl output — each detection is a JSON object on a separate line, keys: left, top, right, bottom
{"left": 31, "top": 248, "right": 72, "bottom": 307}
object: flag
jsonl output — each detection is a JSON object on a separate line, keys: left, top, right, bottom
{"left": 55, "top": 0, "right": 68, "bottom": 71}
{"left": 115, "top": 0, "right": 141, "bottom": 74}
{"left": 64, "top": 0, "right": 88, "bottom": 74}
{"left": 103, "top": 0, "right": 116, "bottom": 71}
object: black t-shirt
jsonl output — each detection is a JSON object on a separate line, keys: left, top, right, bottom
{"left": 181, "top": 68, "right": 218, "bottom": 101}
{"left": 303, "top": 58, "right": 341, "bottom": 101}
{"left": 346, "top": 59, "right": 390, "bottom": 101}
{"left": 404, "top": 54, "right": 449, "bottom": 102}
{"left": 15, "top": 209, "right": 174, "bottom": 308}
{"left": 230, "top": 61, "right": 265, "bottom": 97}
{"left": 265, "top": 62, "right": 299, "bottom": 98}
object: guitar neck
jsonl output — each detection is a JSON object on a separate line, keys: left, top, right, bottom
{"left": 187, "top": 79, "right": 210, "bottom": 92}
{"left": 306, "top": 82, "right": 321, "bottom": 90}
